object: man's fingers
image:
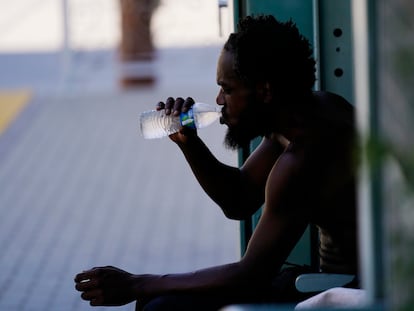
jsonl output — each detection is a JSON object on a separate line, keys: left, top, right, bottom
{"left": 81, "top": 289, "right": 102, "bottom": 301}
{"left": 156, "top": 101, "right": 165, "bottom": 111}
{"left": 75, "top": 278, "right": 100, "bottom": 292}
{"left": 74, "top": 269, "right": 100, "bottom": 283}
{"left": 165, "top": 97, "right": 175, "bottom": 114}
{"left": 162, "top": 97, "right": 194, "bottom": 115}
{"left": 173, "top": 97, "right": 184, "bottom": 116}
{"left": 182, "top": 97, "right": 195, "bottom": 112}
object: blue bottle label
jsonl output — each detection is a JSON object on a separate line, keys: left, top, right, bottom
{"left": 180, "top": 109, "right": 196, "bottom": 129}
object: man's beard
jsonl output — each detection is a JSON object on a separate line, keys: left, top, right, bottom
{"left": 224, "top": 124, "right": 258, "bottom": 150}
{"left": 223, "top": 101, "right": 270, "bottom": 150}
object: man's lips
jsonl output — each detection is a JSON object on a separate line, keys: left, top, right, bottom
{"left": 219, "top": 109, "right": 228, "bottom": 125}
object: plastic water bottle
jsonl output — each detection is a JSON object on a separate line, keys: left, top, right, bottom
{"left": 140, "top": 102, "right": 222, "bottom": 139}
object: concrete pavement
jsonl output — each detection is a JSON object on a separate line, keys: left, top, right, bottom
{"left": 0, "top": 1, "right": 239, "bottom": 310}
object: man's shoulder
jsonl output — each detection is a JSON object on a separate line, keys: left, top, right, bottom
{"left": 313, "top": 91, "right": 354, "bottom": 118}
{"left": 272, "top": 146, "right": 306, "bottom": 179}
{"left": 311, "top": 91, "right": 355, "bottom": 137}
{"left": 313, "top": 90, "right": 351, "bottom": 105}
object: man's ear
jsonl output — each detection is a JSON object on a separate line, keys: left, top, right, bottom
{"left": 256, "top": 81, "right": 273, "bottom": 104}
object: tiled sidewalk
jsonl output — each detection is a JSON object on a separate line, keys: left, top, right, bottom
{"left": 0, "top": 46, "right": 239, "bottom": 311}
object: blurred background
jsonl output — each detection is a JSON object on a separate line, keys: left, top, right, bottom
{"left": 0, "top": 1, "right": 239, "bottom": 310}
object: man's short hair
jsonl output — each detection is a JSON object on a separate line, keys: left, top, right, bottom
{"left": 224, "top": 15, "right": 316, "bottom": 101}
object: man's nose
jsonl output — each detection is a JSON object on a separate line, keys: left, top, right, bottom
{"left": 216, "top": 90, "right": 225, "bottom": 106}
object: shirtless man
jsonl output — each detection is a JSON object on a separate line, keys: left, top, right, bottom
{"left": 75, "top": 15, "right": 358, "bottom": 310}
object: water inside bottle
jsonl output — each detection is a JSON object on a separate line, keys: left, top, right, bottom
{"left": 194, "top": 110, "right": 221, "bottom": 129}
{"left": 140, "top": 110, "right": 180, "bottom": 139}
{"left": 140, "top": 104, "right": 222, "bottom": 139}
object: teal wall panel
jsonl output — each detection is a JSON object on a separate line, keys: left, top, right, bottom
{"left": 317, "top": 0, "right": 354, "bottom": 104}
{"left": 233, "top": 0, "right": 314, "bottom": 42}
{"left": 245, "top": 0, "right": 314, "bottom": 42}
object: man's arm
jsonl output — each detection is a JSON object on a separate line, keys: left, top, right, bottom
{"left": 75, "top": 150, "right": 309, "bottom": 306}
{"left": 175, "top": 134, "right": 285, "bottom": 219}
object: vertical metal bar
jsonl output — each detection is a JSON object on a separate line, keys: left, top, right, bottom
{"left": 218, "top": 6, "right": 222, "bottom": 37}
{"left": 239, "top": 143, "right": 253, "bottom": 255}
{"left": 352, "top": 0, "right": 383, "bottom": 303}
{"left": 62, "top": 0, "right": 70, "bottom": 53}
{"left": 368, "top": 0, "right": 384, "bottom": 298}
{"left": 352, "top": 0, "right": 372, "bottom": 299}
{"left": 234, "top": 0, "right": 247, "bottom": 256}
{"left": 312, "top": 0, "right": 321, "bottom": 91}
{"left": 61, "top": 0, "right": 71, "bottom": 79}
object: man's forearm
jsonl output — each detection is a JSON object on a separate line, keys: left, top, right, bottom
{"left": 176, "top": 136, "right": 262, "bottom": 218}
{"left": 133, "top": 262, "right": 257, "bottom": 299}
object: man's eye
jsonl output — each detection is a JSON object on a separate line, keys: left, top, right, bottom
{"left": 222, "top": 88, "right": 232, "bottom": 94}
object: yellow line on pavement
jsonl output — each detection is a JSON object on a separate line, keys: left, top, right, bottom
{"left": 0, "top": 90, "right": 32, "bottom": 135}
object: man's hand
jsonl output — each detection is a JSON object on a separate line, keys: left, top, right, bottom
{"left": 157, "top": 97, "right": 198, "bottom": 144}
{"left": 74, "top": 266, "right": 138, "bottom": 306}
